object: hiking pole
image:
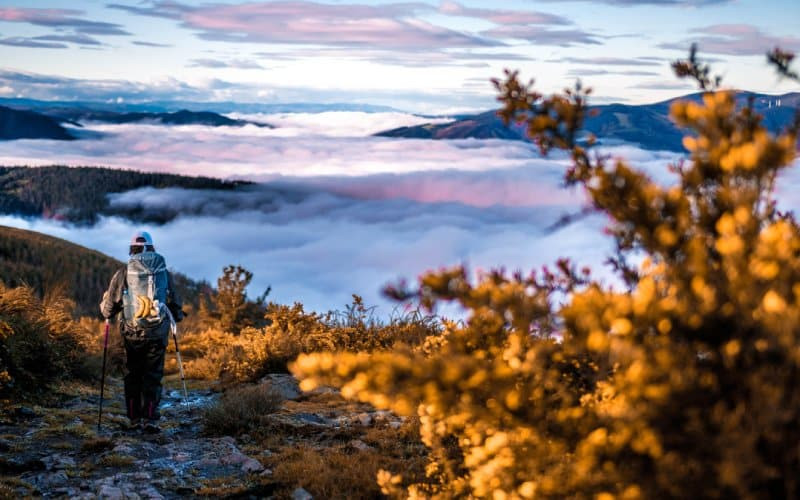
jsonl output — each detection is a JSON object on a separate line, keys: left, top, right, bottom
{"left": 97, "top": 319, "right": 110, "bottom": 431}
{"left": 170, "top": 318, "right": 189, "bottom": 412}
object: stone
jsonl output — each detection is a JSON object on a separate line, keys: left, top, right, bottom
{"left": 34, "top": 471, "right": 69, "bottom": 489}
{"left": 356, "top": 413, "right": 373, "bottom": 426}
{"left": 259, "top": 468, "right": 273, "bottom": 477}
{"left": 260, "top": 374, "right": 301, "bottom": 400}
{"left": 98, "top": 484, "right": 124, "bottom": 500}
{"left": 241, "top": 458, "right": 264, "bottom": 474}
{"left": 349, "top": 439, "right": 372, "bottom": 452}
{"left": 42, "top": 453, "right": 76, "bottom": 471}
{"left": 220, "top": 452, "right": 248, "bottom": 465}
{"left": 16, "top": 406, "right": 37, "bottom": 419}
{"left": 292, "top": 487, "right": 313, "bottom": 500}
{"left": 112, "top": 444, "right": 134, "bottom": 455}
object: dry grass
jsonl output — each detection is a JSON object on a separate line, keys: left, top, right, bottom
{"left": 0, "top": 476, "right": 36, "bottom": 499}
{"left": 202, "top": 384, "right": 284, "bottom": 436}
{"left": 268, "top": 441, "right": 428, "bottom": 500}
{"left": 81, "top": 437, "right": 115, "bottom": 453}
{"left": 98, "top": 453, "right": 135, "bottom": 468}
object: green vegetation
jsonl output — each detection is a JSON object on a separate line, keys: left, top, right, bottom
{"left": 0, "top": 165, "right": 249, "bottom": 224}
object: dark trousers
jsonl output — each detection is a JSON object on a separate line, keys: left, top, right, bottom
{"left": 122, "top": 335, "right": 167, "bottom": 421}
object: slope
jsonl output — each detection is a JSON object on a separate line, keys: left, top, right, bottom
{"left": 0, "top": 225, "right": 207, "bottom": 317}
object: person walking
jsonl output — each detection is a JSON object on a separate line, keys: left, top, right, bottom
{"left": 100, "top": 231, "right": 184, "bottom": 433}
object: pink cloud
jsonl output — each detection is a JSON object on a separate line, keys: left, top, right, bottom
{"left": 114, "top": 1, "right": 498, "bottom": 49}
{"left": 660, "top": 24, "right": 800, "bottom": 55}
{"left": 0, "top": 7, "right": 130, "bottom": 35}
{"left": 438, "top": 1, "right": 569, "bottom": 25}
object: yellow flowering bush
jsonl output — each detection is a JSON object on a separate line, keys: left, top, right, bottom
{"left": 179, "top": 296, "right": 441, "bottom": 383}
{"left": 293, "top": 51, "right": 800, "bottom": 498}
{"left": 0, "top": 283, "right": 93, "bottom": 395}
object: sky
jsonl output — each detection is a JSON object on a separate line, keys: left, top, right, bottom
{"left": 0, "top": 0, "right": 798, "bottom": 113}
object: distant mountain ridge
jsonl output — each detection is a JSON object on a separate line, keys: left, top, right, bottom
{"left": 0, "top": 166, "right": 250, "bottom": 224}
{"left": 0, "top": 97, "right": 399, "bottom": 115}
{"left": 376, "top": 91, "right": 800, "bottom": 152}
{"left": 44, "top": 108, "right": 273, "bottom": 128}
{"left": 0, "top": 105, "right": 74, "bottom": 141}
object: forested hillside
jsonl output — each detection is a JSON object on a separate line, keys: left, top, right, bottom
{"left": 0, "top": 166, "right": 250, "bottom": 224}
{"left": 0, "top": 225, "right": 207, "bottom": 316}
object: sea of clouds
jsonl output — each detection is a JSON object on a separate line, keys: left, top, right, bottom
{"left": 4, "top": 111, "right": 791, "bottom": 315}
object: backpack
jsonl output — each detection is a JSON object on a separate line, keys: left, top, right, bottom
{"left": 122, "top": 252, "right": 169, "bottom": 331}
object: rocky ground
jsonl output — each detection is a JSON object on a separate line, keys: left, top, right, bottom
{"left": 0, "top": 374, "right": 413, "bottom": 499}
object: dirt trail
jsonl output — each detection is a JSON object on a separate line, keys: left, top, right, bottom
{"left": 1, "top": 378, "right": 276, "bottom": 498}
{"left": 0, "top": 375, "right": 406, "bottom": 499}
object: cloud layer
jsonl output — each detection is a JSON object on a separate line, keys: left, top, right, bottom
{"left": 0, "top": 113, "right": 697, "bottom": 314}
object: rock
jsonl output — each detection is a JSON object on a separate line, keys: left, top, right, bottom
{"left": 33, "top": 471, "right": 69, "bottom": 489}
{"left": 140, "top": 485, "right": 165, "bottom": 499}
{"left": 292, "top": 487, "right": 313, "bottom": 500}
{"left": 239, "top": 433, "right": 251, "bottom": 443}
{"left": 41, "top": 453, "right": 76, "bottom": 471}
{"left": 241, "top": 458, "right": 264, "bottom": 474}
{"left": 197, "top": 458, "right": 221, "bottom": 467}
{"left": 349, "top": 439, "right": 372, "bottom": 451}
{"left": 356, "top": 413, "right": 373, "bottom": 426}
{"left": 259, "top": 468, "right": 273, "bottom": 477}
{"left": 220, "top": 452, "right": 248, "bottom": 466}
{"left": 15, "top": 406, "right": 37, "bottom": 419}
{"left": 112, "top": 444, "right": 134, "bottom": 454}
{"left": 260, "top": 449, "right": 273, "bottom": 457}
{"left": 260, "top": 374, "right": 301, "bottom": 400}
{"left": 308, "top": 385, "right": 338, "bottom": 396}
{"left": 295, "top": 413, "right": 331, "bottom": 426}
{"left": 388, "top": 421, "right": 403, "bottom": 430}
{"left": 98, "top": 484, "right": 124, "bottom": 500}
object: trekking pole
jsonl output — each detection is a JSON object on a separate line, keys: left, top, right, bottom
{"left": 170, "top": 319, "right": 190, "bottom": 411}
{"left": 97, "top": 319, "right": 110, "bottom": 431}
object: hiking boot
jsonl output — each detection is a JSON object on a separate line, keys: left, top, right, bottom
{"left": 143, "top": 420, "right": 160, "bottom": 434}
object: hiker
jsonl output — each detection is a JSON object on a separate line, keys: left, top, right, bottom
{"left": 100, "top": 231, "right": 184, "bottom": 432}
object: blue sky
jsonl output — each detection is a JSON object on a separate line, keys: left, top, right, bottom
{"left": 0, "top": 0, "right": 798, "bottom": 113}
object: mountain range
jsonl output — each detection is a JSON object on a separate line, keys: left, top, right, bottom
{"left": 0, "top": 105, "right": 76, "bottom": 140}
{"left": 1, "top": 91, "right": 797, "bottom": 152}
{"left": 0, "top": 97, "right": 398, "bottom": 115}
{"left": 376, "top": 91, "right": 800, "bottom": 152}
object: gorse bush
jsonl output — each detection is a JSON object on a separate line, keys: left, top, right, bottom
{"left": 177, "top": 295, "right": 442, "bottom": 383}
{"left": 293, "top": 50, "right": 800, "bottom": 498}
{"left": 0, "top": 283, "right": 93, "bottom": 395}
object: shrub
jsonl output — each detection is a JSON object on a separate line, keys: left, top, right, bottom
{"left": 202, "top": 383, "right": 284, "bottom": 436}
{"left": 178, "top": 296, "right": 442, "bottom": 383}
{"left": 293, "top": 50, "right": 800, "bottom": 498}
{"left": 0, "top": 283, "right": 94, "bottom": 396}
